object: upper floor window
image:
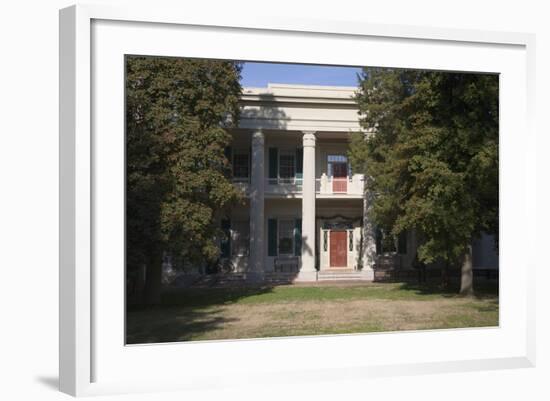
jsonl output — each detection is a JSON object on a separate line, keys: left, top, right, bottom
{"left": 327, "top": 154, "right": 349, "bottom": 178}
{"left": 279, "top": 152, "right": 296, "bottom": 182}
{"left": 327, "top": 154, "right": 348, "bottom": 163}
{"left": 233, "top": 152, "right": 249, "bottom": 181}
{"left": 268, "top": 147, "right": 303, "bottom": 185}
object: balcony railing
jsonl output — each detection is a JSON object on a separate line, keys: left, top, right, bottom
{"left": 234, "top": 174, "right": 364, "bottom": 196}
{"left": 267, "top": 177, "right": 303, "bottom": 186}
{"left": 316, "top": 174, "right": 364, "bottom": 195}
{"left": 265, "top": 177, "right": 303, "bottom": 195}
{"left": 232, "top": 177, "right": 250, "bottom": 194}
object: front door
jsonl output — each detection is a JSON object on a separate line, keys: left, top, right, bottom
{"left": 332, "top": 162, "right": 348, "bottom": 193}
{"left": 329, "top": 230, "right": 347, "bottom": 267}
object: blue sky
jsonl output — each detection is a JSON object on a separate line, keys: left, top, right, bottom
{"left": 240, "top": 62, "right": 363, "bottom": 88}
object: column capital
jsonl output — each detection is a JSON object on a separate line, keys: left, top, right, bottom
{"left": 251, "top": 130, "right": 264, "bottom": 145}
{"left": 302, "top": 131, "right": 316, "bottom": 147}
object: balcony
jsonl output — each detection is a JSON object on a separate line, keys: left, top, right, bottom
{"left": 316, "top": 174, "right": 364, "bottom": 197}
{"left": 233, "top": 174, "right": 364, "bottom": 198}
{"left": 250, "top": 174, "right": 364, "bottom": 198}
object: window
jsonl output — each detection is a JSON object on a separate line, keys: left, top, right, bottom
{"left": 231, "top": 220, "right": 249, "bottom": 256}
{"left": 327, "top": 154, "right": 347, "bottom": 163}
{"left": 375, "top": 229, "right": 408, "bottom": 255}
{"left": 327, "top": 154, "right": 348, "bottom": 177}
{"left": 279, "top": 152, "right": 295, "bottom": 183}
{"left": 278, "top": 220, "right": 294, "bottom": 255}
{"left": 233, "top": 152, "right": 249, "bottom": 181}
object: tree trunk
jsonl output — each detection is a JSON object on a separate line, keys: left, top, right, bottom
{"left": 441, "top": 261, "right": 450, "bottom": 289}
{"left": 143, "top": 249, "right": 163, "bottom": 305}
{"left": 459, "top": 245, "right": 474, "bottom": 296}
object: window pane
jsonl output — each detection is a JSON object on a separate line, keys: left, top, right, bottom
{"left": 278, "top": 220, "right": 294, "bottom": 255}
{"left": 327, "top": 155, "right": 347, "bottom": 163}
{"left": 279, "top": 154, "right": 295, "bottom": 179}
{"left": 328, "top": 154, "right": 348, "bottom": 178}
{"left": 233, "top": 153, "right": 249, "bottom": 178}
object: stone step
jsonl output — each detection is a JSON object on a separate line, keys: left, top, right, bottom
{"left": 318, "top": 269, "right": 357, "bottom": 274}
{"left": 318, "top": 269, "right": 373, "bottom": 281}
{"left": 264, "top": 273, "right": 298, "bottom": 277}
{"left": 183, "top": 270, "right": 374, "bottom": 286}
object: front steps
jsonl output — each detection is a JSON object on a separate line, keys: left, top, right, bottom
{"left": 318, "top": 269, "right": 374, "bottom": 282}
{"left": 174, "top": 269, "right": 374, "bottom": 288}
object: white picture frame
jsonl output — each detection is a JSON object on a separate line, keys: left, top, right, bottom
{"left": 59, "top": 3, "right": 536, "bottom": 397}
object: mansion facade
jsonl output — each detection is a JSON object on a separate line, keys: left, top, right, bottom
{"left": 217, "top": 83, "right": 497, "bottom": 282}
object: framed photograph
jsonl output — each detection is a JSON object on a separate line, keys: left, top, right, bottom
{"left": 59, "top": 4, "right": 536, "bottom": 397}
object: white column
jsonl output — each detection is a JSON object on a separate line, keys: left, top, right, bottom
{"left": 249, "top": 130, "right": 265, "bottom": 279}
{"left": 298, "top": 131, "right": 317, "bottom": 281}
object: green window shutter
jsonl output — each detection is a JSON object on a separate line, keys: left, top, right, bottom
{"left": 295, "top": 147, "right": 303, "bottom": 179}
{"left": 294, "top": 218, "right": 302, "bottom": 256}
{"left": 398, "top": 231, "right": 407, "bottom": 254}
{"left": 268, "top": 218, "right": 278, "bottom": 256}
{"left": 220, "top": 219, "right": 231, "bottom": 257}
{"left": 269, "top": 148, "right": 278, "bottom": 180}
{"left": 375, "top": 227, "right": 382, "bottom": 255}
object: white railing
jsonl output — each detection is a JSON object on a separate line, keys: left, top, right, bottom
{"left": 266, "top": 177, "right": 304, "bottom": 186}
{"left": 235, "top": 174, "right": 364, "bottom": 196}
{"left": 316, "top": 174, "right": 364, "bottom": 195}
{"left": 265, "top": 177, "right": 303, "bottom": 195}
{"left": 232, "top": 178, "right": 250, "bottom": 194}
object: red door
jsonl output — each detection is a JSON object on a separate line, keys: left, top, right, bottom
{"left": 330, "top": 231, "right": 348, "bottom": 267}
{"left": 332, "top": 162, "right": 348, "bottom": 193}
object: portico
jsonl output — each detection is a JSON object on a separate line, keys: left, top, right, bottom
{"left": 219, "top": 83, "right": 379, "bottom": 281}
{"left": 208, "top": 72, "right": 501, "bottom": 285}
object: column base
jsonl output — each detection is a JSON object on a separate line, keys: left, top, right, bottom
{"left": 293, "top": 270, "right": 318, "bottom": 282}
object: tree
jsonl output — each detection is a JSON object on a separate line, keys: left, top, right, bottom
{"left": 126, "top": 56, "right": 243, "bottom": 304}
{"left": 349, "top": 68, "right": 499, "bottom": 295}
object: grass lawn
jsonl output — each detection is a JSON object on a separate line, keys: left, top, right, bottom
{"left": 126, "top": 281, "right": 499, "bottom": 344}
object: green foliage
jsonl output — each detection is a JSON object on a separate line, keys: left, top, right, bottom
{"left": 126, "top": 56, "right": 243, "bottom": 270}
{"left": 350, "top": 68, "right": 498, "bottom": 265}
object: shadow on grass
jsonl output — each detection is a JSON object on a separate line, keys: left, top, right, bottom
{"left": 127, "top": 285, "right": 277, "bottom": 344}
{"left": 397, "top": 279, "right": 499, "bottom": 300}
{"left": 127, "top": 307, "right": 241, "bottom": 344}
{"left": 131, "top": 285, "right": 278, "bottom": 310}
{"left": 126, "top": 280, "right": 499, "bottom": 344}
